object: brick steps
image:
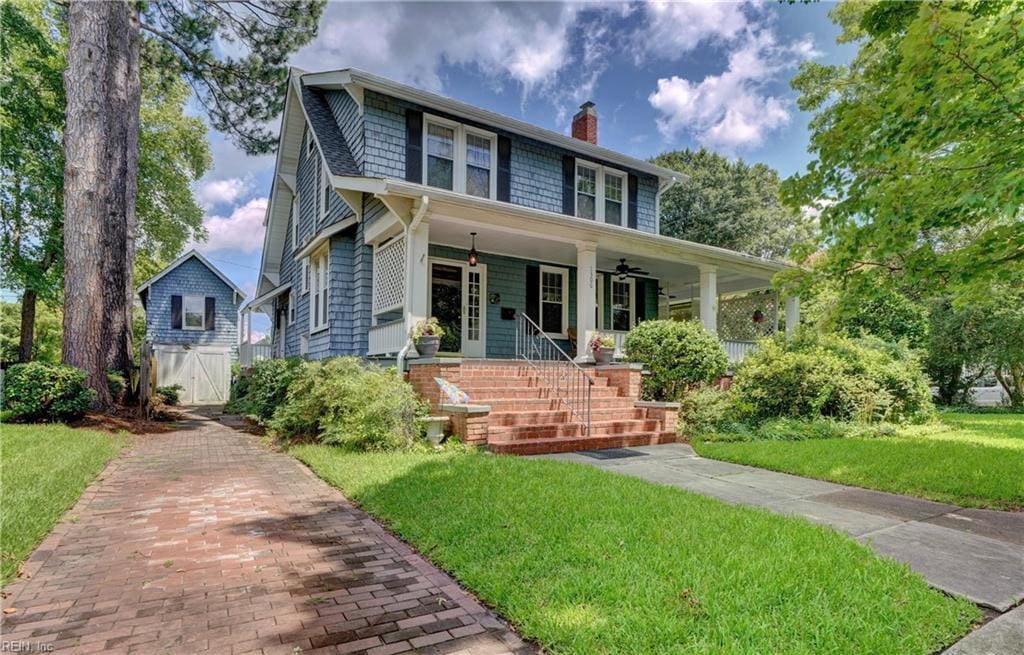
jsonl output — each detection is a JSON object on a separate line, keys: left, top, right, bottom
{"left": 489, "top": 432, "right": 677, "bottom": 456}
{"left": 467, "top": 386, "right": 622, "bottom": 401}
{"left": 489, "top": 407, "right": 649, "bottom": 426}
{"left": 489, "top": 419, "right": 664, "bottom": 440}
{"left": 484, "top": 397, "right": 638, "bottom": 412}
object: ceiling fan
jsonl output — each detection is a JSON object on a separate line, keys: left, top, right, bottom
{"left": 615, "top": 258, "right": 649, "bottom": 279}
{"left": 658, "top": 286, "right": 677, "bottom": 299}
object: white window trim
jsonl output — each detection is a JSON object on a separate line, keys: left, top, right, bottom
{"left": 291, "top": 194, "right": 300, "bottom": 251}
{"left": 422, "top": 114, "right": 498, "bottom": 200}
{"left": 574, "top": 159, "right": 628, "bottom": 225}
{"left": 610, "top": 276, "right": 635, "bottom": 332}
{"left": 538, "top": 264, "right": 569, "bottom": 338}
{"left": 309, "top": 245, "right": 330, "bottom": 334}
{"left": 301, "top": 259, "right": 309, "bottom": 294}
{"left": 287, "top": 291, "right": 296, "bottom": 326}
{"left": 306, "top": 128, "right": 314, "bottom": 156}
{"left": 596, "top": 273, "right": 604, "bottom": 331}
{"left": 182, "top": 294, "right": 207, "bottom": 331}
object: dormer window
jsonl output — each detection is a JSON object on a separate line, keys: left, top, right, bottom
{"left": 423, "top": 115, "right": 496, "bottom": 199}
{"left": 575, "top": 160, "right": 627, "bottom": 225}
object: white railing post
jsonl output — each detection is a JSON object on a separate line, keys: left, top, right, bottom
{"left": 785, "top": 296, "right": 801, "bottom": 337}
{"left": 699, "top": 265, "right": 718, "bottom": 335}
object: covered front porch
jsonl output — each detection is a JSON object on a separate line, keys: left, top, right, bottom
{"left": 361, "top": 184, "right": 798, "bottom": 366}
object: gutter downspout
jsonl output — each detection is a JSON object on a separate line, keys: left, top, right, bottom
{"left": 395, "top": 195, "right": 430, "bottom": 376}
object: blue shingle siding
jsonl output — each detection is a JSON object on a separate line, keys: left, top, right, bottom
{"left": 358, "top": 90, "right": 661, "bottom": 234}
{"left": 145, "top": 257, "right": 240, "bottom": 355}
{"left": 326, "top": 90, "right": 364, "bottom": 169}
{"left": 363, "top": 90, "right": 411, "bottom": 179}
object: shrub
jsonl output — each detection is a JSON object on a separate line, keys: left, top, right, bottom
{"left": 699, "top": 418, "right": 898, "bottom": 443}
{"left": 268, "top": 357, "right": 426, "bottom": 451}
{"left": 732, "top": 330, "right": 933, "bottom": 424}
{"left": 229, "top": 357, "right": 304, "bottom": 423}
{"left": 624, "top": 320, "right": 728, "bottom": 401}
{"left": 106, "top": 371, "right": 127, "bottom": 402}
{"left": 3, "top": 362, "right": 95, "bottom": 422}
{"left": 677, "top": 386, "right": 735, "bottom": 436}
{"left": 155, "top": 384, "right": 182, "bottom": 406}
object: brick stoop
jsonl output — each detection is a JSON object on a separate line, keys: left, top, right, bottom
{"left": 407, "top": 359, "right": 680, "bottom": 455}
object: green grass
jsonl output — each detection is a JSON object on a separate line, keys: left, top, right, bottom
{"left": 293, "top": 446, "right": 977, "bottom": 654}
{"left": 1, "top": 424, "right": 122, "bottom": 584}
{"left": 694, "top": 413, "right": 1024, "bottom": 510}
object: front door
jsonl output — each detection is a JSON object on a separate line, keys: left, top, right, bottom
{"left": 429, "top": 259, "right": 486, "bottom": 357}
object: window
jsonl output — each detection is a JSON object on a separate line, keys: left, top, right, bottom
{"left": 604, "top": 172, "right": 624, "bottom": 226}
{"left": 426, "top": 122, "right": 455, "bottom": 190}
{"left": 291, "top": 194, "right": 300, "bottom": 251}
{"left": 423, "top": 116, "right": 496, "bottom": 198}
{"left": 539, "top": 265, "right": 568, "bottom": 336}
{"left": 321, "top": 161, "right": 331, "bottom": 221}
{"left": 465, "top": 132, "right": 492, "bottom": 198}
{"left": 611, "top": 277, "right": 634, "bottom": 331}
{"left": 315, "top": 156, "right": 324, "bottom": 223}
{"left": 301, "top": 259, "right": 309, "bottom": 294}
{"left": 310, "top": 247, "right": 329, "bottom": 333}
{"left": 183, "top": 295, "right": 206, "bottom": 330}
{"left": 575, "top": 160, "right": 628, "bottom": 225}
{"left": 287, "top": 291, "right": 296, "bottom": 325}
{"left": 576, "top": 164, "right": 596, "bottom": 219}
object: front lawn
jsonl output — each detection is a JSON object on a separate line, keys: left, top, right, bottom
{"left": 1, "top": 424, "right": 123, "bottom": 584}
{"left": 293, "top": 446, "right": 977, "bottom": 654}
{"left": 694, "top": 412, "right": 1024, "bottom": 510}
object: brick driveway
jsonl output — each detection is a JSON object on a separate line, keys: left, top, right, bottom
{"left": 1, "top": 410, "right": 535, "bottom": 655}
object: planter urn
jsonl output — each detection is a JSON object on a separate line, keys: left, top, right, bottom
{"left": 414, "top": 335, "right": 441, "bottom": 358}
{"left": 592, "top": 347, "right": 614, "bottom": 364}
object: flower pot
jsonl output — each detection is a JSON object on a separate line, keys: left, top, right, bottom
{"left": 592, "top": 347, "right": 614, "bottom": 364}
{"left": 414, "top": 335, "right": 441, "bottom": 358}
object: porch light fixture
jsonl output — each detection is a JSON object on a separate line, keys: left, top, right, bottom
{"left": 468, "top": 232, "right": 478, "bottom": 267}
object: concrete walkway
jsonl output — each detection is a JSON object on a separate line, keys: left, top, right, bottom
{"left": 1, "top": 410, "right": 533, "bottom": 655}
{"left": 537, "top": 443, "right": 1024, "bottom": 613}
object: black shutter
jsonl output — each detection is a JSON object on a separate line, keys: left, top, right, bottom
{"left": 205, "top": 297, "right": 216, "bottom": 331}
{"left": 170, "top": 295, "right": 182, "bottom": 329}
{"left": 561, "top": 155, "right": 575, "bottom": 216}
{"left": 525, "top": 265, "right": 540, "bottom": 326}
{"left": 497, "top": 135, "right": 511, "bottom": 202}
{"left": 627, "top": 174, "right": 639, "bottom": 229}
{"left": 405, "top": 110, "right": 423, "bottom": 183}
{"left": 634, "top": 279, "right": 647, "bottom": 326}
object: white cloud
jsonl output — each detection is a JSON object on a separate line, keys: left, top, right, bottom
{"left": 634, "top": 1, "right": 749, "bottom": 60}
{"left": 293, "top": 2, "right": 583, "bottom": 95}
{"left": 195, "top": 177, "right": 252, "bottom": 209}
{"left": 648, "top": 25, "right": 819, "bottom": 148}
{"left": 196, "top": 197, "right": 268, "bottom": 254}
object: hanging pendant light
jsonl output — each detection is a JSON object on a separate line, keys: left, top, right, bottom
{"left": 468, "top": 232, "right": 478, "bottom": 267}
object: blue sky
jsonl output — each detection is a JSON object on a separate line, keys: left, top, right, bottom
{"left": 192, "top": 1, "right": 857, "bottom": 340}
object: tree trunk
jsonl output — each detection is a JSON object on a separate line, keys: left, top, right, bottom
{"left": 63, "top": 0, "right": 140, "bottom": 406}
{"left": 18, "top": 290, "right": 37, "bottom": 362}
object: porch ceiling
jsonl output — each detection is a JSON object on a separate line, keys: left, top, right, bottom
{"left": 426, "top": 214, "right": 777, "bottom": 296}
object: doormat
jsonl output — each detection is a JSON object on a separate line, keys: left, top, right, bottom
{"left": 578, "top": 448, "right": 646, "bottom": 460}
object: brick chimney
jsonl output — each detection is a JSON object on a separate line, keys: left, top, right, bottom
{"left": 572, "top": 101, "right": 597, "bottom": 144}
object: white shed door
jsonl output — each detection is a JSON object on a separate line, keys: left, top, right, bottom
{"left": 154, "top": 345, "right": 231, "bottom": 405}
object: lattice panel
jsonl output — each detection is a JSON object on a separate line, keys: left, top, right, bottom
{"left": 718, "top": 292, "right": 779, "bottom": 341}
{"left": 373, "top": 236, "right": 406, "bottom": 315}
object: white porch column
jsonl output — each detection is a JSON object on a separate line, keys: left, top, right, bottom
{"left": 699, "top": 265, "right": 718, "bottom": 335}
{"left": 575, "top": 242, "right": 598, "bottom": 360}
{"left": 404, "top": 220, "right": 430, "bottom": 329}
{"left": 785, "top": 295, "right": 801, "bottom": 337}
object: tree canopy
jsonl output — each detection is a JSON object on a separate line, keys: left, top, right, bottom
{"left": 784, "top": 0, "right": 1023, "bottom": 292}
{"left": 653, "top": 148, "right": 816, "bottom": 261}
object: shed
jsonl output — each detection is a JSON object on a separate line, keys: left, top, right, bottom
{"left": 137, "top": 250, "right": 245, "bottom": 405}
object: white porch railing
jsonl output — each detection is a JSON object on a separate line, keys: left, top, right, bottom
{"left": 239, "top": 342, "right": 272, "bottom": 367}
{"left": 368, "top": 318, "right": 407, "bottom": 356}
{"left": 723, "top": 339, "right": 757, "bottom": 364}
{"left": 605, "top": 331, "right": 756, "bottom": 365}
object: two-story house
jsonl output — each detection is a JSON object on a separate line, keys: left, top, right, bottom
{"left": 246, "top": 68, "right": 798, "bottom": 452}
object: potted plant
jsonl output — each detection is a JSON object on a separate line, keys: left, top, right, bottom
{"left": 588, "top": 332, "right": 616, "bottom": 364}
{"left": 411, "top": 317, "right": 445, "bottom": 357}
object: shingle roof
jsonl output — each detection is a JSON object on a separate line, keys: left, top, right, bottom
{"left": 301, "top": 86, "right": 361, "bottom": 177}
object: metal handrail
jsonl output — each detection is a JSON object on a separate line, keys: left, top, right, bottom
{"left": 514, "top": 312, "right": 593, "bottom": 436}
